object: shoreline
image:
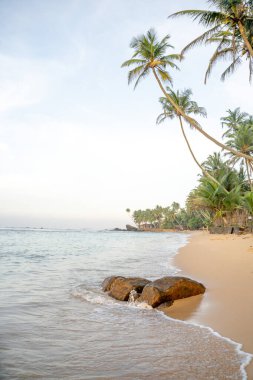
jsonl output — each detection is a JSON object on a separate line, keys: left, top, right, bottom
{"left": 165, "top": 231, "right": 253, "bottom": 378}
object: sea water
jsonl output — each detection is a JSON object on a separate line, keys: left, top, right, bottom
{"left": 0, "top": 229, "right": 251, "bottom": 379}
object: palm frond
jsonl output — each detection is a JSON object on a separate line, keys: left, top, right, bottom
{"left": 127, "top": 65, "right": 147, "bottom": 87}
{"left": 156, "top": 68, "right": 172, "bottom": 83}
{"left": 204, "top": 47, "right": 236, "bottom": 83}
{"left": 121, "top": 59, "right": 147, "bottom": 68}
{"left": 169, "top": 10, "right": 226, "bottom": 26}
{"left": 181, "top": 25, "right": 221, "bottom": 54}
{"left": 220, "top": 56, "right": 242, "bottom": 80}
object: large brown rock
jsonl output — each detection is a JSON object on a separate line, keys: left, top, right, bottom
{"left": 102, "top": 276, "right": 123, "bottom": 292}
{"left": 137, "top": 276, "right": 205, "bottom": 307}
{"left": 107, "top": 277, "right": 151, "bottom": 301}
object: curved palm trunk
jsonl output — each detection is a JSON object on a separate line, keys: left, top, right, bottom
{"left": 238, "top": 21, "right": 253, "bottom": 58}
{"left": 179, "top": 116, "right": 229, "bottom": 193}
{"left": 152, "top": 68, "right": 253, "bottom": 162}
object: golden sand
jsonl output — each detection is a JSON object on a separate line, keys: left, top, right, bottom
{"left": 166, "top": 231, "right": 253, "bottom": 378}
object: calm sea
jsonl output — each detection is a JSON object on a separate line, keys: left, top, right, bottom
{"left": 0, "top": 229, "right": 251, "bottom": 379}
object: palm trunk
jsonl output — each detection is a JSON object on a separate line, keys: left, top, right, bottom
{"left": 238, "top": 21, "right": 253, "bottom": 58}
{"left": 179, "top": 116, "right": 229, "bottom": 193}
{"left": 152, "top": 68, "right": 253, "bottom": 162}
{"left": 245, "top": 158, "right": 253, "bottom": 191}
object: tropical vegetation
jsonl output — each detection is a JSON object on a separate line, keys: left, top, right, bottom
{"left": 129, "top": 108, "right": 253, "bottom": 231}
{"left": 122, "top": 1, "right": 253, "bottom": 233}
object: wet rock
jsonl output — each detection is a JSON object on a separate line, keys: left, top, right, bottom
{"left": 138, "top": 276, "right": 205, "bottom": 308}
{"left": 108, "top": 277, "right": 151, "bottom": 301}
{"left": 102, "top": 276, "right": 123, "bottom": 292}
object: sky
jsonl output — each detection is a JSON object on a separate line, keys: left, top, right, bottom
{"left": 0, "top": 0, "right": 252, "bottom": 229}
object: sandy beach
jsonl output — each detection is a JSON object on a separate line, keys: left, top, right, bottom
{"left": 166, "top": 231, "right": 253, "bottom": 378}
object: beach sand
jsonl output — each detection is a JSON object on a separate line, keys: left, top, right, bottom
{"left": 166, "top": 231, "right": 253, "bottom": 378}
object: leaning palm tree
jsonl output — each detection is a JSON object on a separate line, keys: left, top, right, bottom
{"left": 121, "top": 28, "right": 253, "bottom": 162}
{"left": 156, "top": 87, "right": 227, "bottom": 189}
{"left": 169, "top": 0, "right": 253, "bottom": 59}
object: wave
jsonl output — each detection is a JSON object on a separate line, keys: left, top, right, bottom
{"left": 73, "top": 283, "right": 252, "bottom": 380}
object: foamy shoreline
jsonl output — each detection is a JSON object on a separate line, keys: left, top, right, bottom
{"left": 166, "top": 231, "right": 253, "bottom": 378}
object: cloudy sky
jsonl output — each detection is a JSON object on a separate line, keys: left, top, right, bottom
{"left": 0, "top": 0, "right": 252, "bottom": 229}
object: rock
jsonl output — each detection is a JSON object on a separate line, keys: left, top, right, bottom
{"left": 108, "top": 277, "right": 151, "bottom": 301}
{"left": 102, "top": 276, "right": 123, "bottom": 292}
{"left": 137, "top": 276, "right": 205, "bottom": 308}
{"left": 126, "top": 224, "right": 138, "bottom": 231}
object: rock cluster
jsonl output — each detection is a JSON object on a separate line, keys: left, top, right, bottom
{"left": 102, "top": 275, "right": 205, "bottom": 308}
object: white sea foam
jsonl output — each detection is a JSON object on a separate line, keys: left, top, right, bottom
{"left": 71, "top": 286, "right": 116, "bottom": 306}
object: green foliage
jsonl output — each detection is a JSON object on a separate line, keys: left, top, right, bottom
{"left": 121, "top": 28, "right": 181, "bottom": 89}
{"left": 169, "top": 0, "right": 253, "bottom": 82}
{"left": 131, "top": 203, "right": 211, "bottom": 230}
{"left": 130, "top": 109, "right": 253, "bottom": 230}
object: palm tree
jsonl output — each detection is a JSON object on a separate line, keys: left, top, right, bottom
{"left": 224, "top": 121, "right": 253, "bottom": 189}
{"left": 156, "top": 87, "right": 228, "bottom": 189}
{"left": 169, "top": 0, "right": 253, "bottom": 59}
{"left": 202, "top": 151, "right": 226, "bottom": 172}
{"left": 121, "top": 28, "right": 253, "bottom": 162}
{"left": 221, "top": 109, "right": 253, "bottom": 189}
{"left": 203, "top": 29, "right": 253, "bottom": 83}
{"left": 221, "top": 107, "right": 249, "bottom": 132}
{"left": 189, "top": 166, "right": 243, "bottom": 227}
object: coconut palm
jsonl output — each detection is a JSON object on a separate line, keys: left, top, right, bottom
{"left": 121, "top": 28, "right": 253, "bottom": 162}
{"left": 169, "top": 0, "right": 253, "bottom": 59}
{"left": 202, "top": 151, "right": 226, "bottom": 173}
{"left": 188, "top": 167, "right": 243, "bottom": 227}
{"left": 224, "top": 121, "right": 253, "bottom": 189}
{"left": 203, "top": 29, "right": 253, "bottom": 83}
{"left": 221, "top": 107, "right": 249, "bottom": 133}
{"left": 221, "top": 109, "right": 253, "bottom": 189}
{"left": 243, "top": 190, "right": 253, "bottom": 215}
{"left": 156, "top": 87, "right": 228, "bottom": 189}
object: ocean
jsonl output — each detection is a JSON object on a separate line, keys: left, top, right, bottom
{"left": 0, "top": 229, "right": 251, "bottom": 379}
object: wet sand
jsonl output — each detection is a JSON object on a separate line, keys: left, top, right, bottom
{"left": 166, "top": 231, "right": 253, "bottom": 378}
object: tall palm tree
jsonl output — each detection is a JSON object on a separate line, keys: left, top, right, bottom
{"left": 169, "top": 0, "right": 253, "bottom": 59}
{"left": 121, "top": 28, "right": 253, "bottom": 162}
{"left": 156, "top": 87, "right": 227, "bottom": 189}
